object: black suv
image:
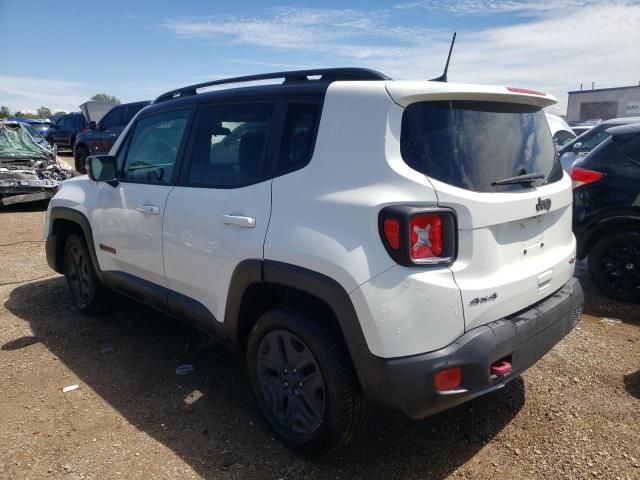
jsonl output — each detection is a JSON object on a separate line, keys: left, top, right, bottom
{"left": 571, "top": 123, "right": 640, "bottom": 302}
{"left": 73, "top": 101, "right": 150, "bottom": 172}
{"left": 45, "top": 112, "right": 87, "bottom": 150}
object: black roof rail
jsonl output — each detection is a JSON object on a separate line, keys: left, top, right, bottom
{"left": 154, "top": 68, "right": 390, "bottom": 103}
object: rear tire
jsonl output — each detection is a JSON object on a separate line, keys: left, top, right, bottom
{"left": 74, "top": 145, "right": 89, "bottom": 173}
{"left": 63, "top": 234, "right": 110, "bottom": 313}
{"left": 588, "top": 230, "right": 640, "bottom": 303}
{"left": 246, "top": 308, "right": 367, "bottom": 455}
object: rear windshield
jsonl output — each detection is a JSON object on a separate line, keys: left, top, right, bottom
{"left": 401, "top": 100, "right": 560, "bottom": 192}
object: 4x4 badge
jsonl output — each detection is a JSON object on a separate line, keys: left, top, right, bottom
{"left": 536, "top": 197, "right": 551, "bottom": 212}
{"left": 469, "top": 293, "right": 498, "bottom": 306}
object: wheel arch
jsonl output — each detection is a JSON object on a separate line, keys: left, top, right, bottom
{"left": 46, "top": 207, "right": 103, "bottom": 281}
{"left": 577, "top": 214, "right": 640, "bottom": 259}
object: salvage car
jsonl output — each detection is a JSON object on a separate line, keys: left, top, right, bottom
{"left": 0, "top": 121, "right": 77, "bottom": 206}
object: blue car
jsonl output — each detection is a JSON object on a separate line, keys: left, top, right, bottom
{"left": 7, "top": 117, "right": 52, "bottom": 137}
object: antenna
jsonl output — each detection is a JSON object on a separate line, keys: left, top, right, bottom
{"left": 430, "top": 32, "right": 457, "bottom": 82}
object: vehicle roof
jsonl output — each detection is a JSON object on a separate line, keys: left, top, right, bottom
{"left": 147, "top": 68, "right": 557, "bottom": 115}
{"left": 606, "top": 122, "right": 640, "bottom": 141}
{"left": 600, "top": 116, "right": 640, "bottom": 125}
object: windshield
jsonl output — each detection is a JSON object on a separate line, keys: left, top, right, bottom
{"left": 400, "top": 100, "right": 560, "bottom": 192}
{"left": 0, "top": 124, "right": 51, "bottom": 159}
{"left": 21, "top": 123, "right": 45, "bottom": 142}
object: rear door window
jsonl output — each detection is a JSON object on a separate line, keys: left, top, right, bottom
{"left": 401, "top": 100, "right": 560, "bottom": 192}
{"left": 101, "top": 106, "right": 125, "bottom": 129}
{"left": 186, "top": 103, "right": 275, "bottom": 188}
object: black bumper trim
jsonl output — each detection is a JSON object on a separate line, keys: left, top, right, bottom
{"left": 351, "top": 277, "right": 584, "bottom": 419}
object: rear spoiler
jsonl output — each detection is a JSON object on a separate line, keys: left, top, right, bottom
{"left": 385, "top": 82, "right": 556, "bottom": 109}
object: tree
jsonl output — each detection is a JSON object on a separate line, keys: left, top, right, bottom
{"left": 53, "top": 111, "right": 66, "bottom": 117}
{"left": 0, "top": 106, "right": 10, "bottom": 118}
{"left": 91, "top": 93, "right": 121, "bottom": 104}
{"left": 37, "top": 106, "right": 52, "bottom": 118}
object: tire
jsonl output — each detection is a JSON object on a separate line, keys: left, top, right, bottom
{"left": 588, "top": 230, "right": 640, "bottom": 303}
{"left": 63, "top": 234, "right": 110, "bottom": 313}
{"left": 246, "top": 309, "right": 367, "bottom": 455}
{"left": 74, "top": 145, "right": 90, "bottom": 173}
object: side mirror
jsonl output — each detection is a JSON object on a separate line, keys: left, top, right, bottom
{"left": 573, "top": 142, "right": 583, "bottom": 151}
{"left": 89, "top": 121, "right": 97, "bottom": 131}
{"left": 87, "top": 155, "right": 117, "bottom": 184}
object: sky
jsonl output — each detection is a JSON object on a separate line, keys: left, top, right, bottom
{"left": 1, "top": 0, "right": 639, "bottom": 115}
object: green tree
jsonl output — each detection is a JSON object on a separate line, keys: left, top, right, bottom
{"left": 91, "top": 93, "right": 121, "bottom": 104}
{"left": 0, "top": 106, "right": 10, "bottom": 118}
{"left": 53, "top": 111, "right": 66, "bottom": 117}
{"left": 37, "top": 106, "right": 52, "bottom": 118}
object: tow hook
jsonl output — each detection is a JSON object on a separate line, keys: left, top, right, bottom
{"left": 490, "top": 359, "right": 512, "bottom": 377}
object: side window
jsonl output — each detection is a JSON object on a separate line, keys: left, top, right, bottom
{"left": 121, "top": 109, "right": 191, "bottom": 184}
{"left": 276, "top": 102, "right": 321, "bottom": 175}
{"left": 101, "top": 107, "right": 124, "bottom": 129}
{"left": 582, "top": 129, "right": 609, "bottom": 149}
{"left": 124, "top": 103, "right": 147, "bottom": 124}
{"left": 60, "top": 116, "right": 71, "bottom": 128}
{"left": 187, "top": 103, "right": 275, "bottom": 188}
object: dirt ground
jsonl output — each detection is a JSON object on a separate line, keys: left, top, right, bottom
{"left": 0, "top": 200, "right": 638, "bottom": 480}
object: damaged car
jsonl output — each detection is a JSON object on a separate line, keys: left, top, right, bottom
{"left": 0, "top": 121, "right": 77, "bottom": 207}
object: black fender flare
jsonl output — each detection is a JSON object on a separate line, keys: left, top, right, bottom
{"left": 223, "top": 259, "right": 368, "bottom": 349}
{"left": 46, "top": 206, "right": 103, "bottom": 281}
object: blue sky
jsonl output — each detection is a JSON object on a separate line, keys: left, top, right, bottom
{"left": 1, "top": 0, "right": 639, "bottom": 115}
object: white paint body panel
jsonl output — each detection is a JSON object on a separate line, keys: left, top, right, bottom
{"left": 162, "top": 182, "right": 271, "bottom": 323}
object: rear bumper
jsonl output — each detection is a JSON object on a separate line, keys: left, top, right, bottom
{"left": 351, "top": 277, "right": 584, "bottom": 419}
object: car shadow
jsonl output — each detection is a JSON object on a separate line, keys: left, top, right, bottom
{"left": 5, "top": 277, "right": 525, "bottom": 479}
{"left": 574, "top": 260, "right": 639, "bottom": 325}
{"left": 624, "top": 370, "right": 640, "bottom": 400}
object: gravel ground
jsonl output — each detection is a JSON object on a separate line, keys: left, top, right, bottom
{"left": 0, "top": 200, "right": 638, "bottom": 480}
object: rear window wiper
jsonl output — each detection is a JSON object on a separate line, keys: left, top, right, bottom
{"left": 492, "top": 172, "right": 545, "bottom": 186}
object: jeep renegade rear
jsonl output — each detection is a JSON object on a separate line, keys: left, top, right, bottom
{"left": 45, "top": 68, "right": 583, "bottom": 454}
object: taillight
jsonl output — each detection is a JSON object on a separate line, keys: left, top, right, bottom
{"left": 410, "top": 214, "right": 443, "bottom": 259}
{"left": 379, "top": 206, "right": 457, "bottom": 266}
{"left": 569, "top": 166, "right": 604, "bottom": 189}
{"left": 383, "top": 218, "right": 400, "bottom": 250}
{"left": 507, "top": 86, "right": 546, "bottom": 96}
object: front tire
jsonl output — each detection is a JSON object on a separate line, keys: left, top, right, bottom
{"left": 588, "top": 230, "right": 640, "bottom": 303}
{"left": 74, "top": 145, "right": 90, "bottom": 173}
{"left": 63, "top": 234, "right": 110, "bottom": 313}
{"left": 246, "top": 309, "right": 367, "bottom": 454}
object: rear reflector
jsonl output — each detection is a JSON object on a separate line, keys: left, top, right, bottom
{"left": 410, "top": 213, "right": 443, "bottom": 259}
{"left": 569, "top": 166, "right": 604, "bottom": 189}
{"left": 507, "top": 86, "right": 546, "bottom": 96}
{"left": 434, "top": 367, "right": 462, "bottom": 391}
{"left": 383, "top": 218, "right": 400, "bottom": 250}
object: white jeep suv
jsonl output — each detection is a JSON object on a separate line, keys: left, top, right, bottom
{"left": 45, "top": 68, "right": 584, "bottom": 453}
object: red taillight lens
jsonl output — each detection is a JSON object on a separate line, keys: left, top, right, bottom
{"left": 383, "top": 218, "right": 400, "bottom": 250}
{"left": 410, "top": 214, "right": 443, "bottom": 259}
{"left": 434, "top": 367, "right": 462, "bottom": 391}
{"left": 507, "top": 86, "right": 545, "bottom": 96}
{"left": 569, "top": 166, "right": 604, "bottom": 189}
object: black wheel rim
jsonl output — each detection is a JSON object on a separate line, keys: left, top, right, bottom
{"left": 66, "top": 245, "right": 91, "bottom": 308}
{"left": 256, "top": 329, "right": 326, "bottom": 436}
{"left": 598, "top": 239, "right": 640, "bottom": 297}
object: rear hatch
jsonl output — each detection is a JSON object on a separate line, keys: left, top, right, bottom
{"left": 388, "top": 83, "right": 576, "bottom": 331}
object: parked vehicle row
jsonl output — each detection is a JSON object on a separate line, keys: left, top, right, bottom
{"left": 570, "top": 122, "right": 640, "bottom": 303}
{"left": 559, "top": 116, "right": 640, "bottom": 171}
{"left": 45, "top": 68, "right": 584, "bottom": 453}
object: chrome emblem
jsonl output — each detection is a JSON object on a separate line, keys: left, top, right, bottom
{"left": 536, "top": 197, "right": 551, "bottom": 212}
{"left": 470, "top": 293, "right": 498, "bottom": 306}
